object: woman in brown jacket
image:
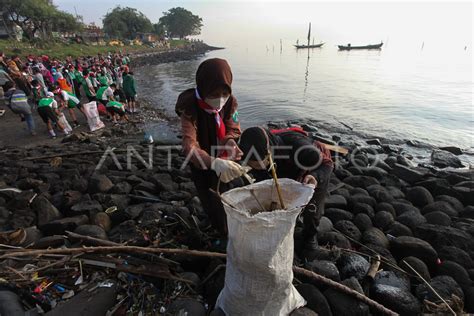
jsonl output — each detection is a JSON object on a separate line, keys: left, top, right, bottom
{"left": 175, "top": 58, "right": 246, "bottom": 236}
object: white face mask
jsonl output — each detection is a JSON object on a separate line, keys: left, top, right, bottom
{"left": 204, "top": 96, "right": 229, "bottom": 111}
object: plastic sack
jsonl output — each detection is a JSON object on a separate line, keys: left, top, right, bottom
{"left": 58, "top": 113, "right": 72, "bottom": 133}
{"left": 82, "top": 101, "right": 105, "bottom": 132}
{"left": 216, "top": 178, "right": 315, "bottom": 316}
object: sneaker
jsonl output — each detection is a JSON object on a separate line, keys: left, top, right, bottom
{"left": 73, "top": 123, "right": 80, "bottom": 128}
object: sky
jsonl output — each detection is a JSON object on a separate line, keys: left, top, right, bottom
{"left": 54, "top": 1, "right": 472, "bottom": 49}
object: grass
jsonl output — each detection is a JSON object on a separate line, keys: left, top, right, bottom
{"left": 0, "top": 39, "right": 189, "bottom": 60}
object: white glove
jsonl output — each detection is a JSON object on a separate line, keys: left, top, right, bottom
{"left": 211, "top": 158, "right": 245, "bottom": 183}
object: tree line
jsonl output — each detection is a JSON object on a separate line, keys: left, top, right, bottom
{"left": 0, "top": 0, "right": 203, "bottom": 41}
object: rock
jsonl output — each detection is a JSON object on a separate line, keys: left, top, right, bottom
{"left": 16, "top": 177, "right": 45, "bottom": 191}
{"left": 391, "top": 236, "right": 438, "bottom": 265}
{"left": 373, "top": 211, "right": 394, "bottom": 230}
{"left": 353, "top": 213, "right": 372, "bottom": 232}
{"left": 414, "top": 224, "right": 474, "bottom": 252}
{"left": 399, "top": 256, "right": 431, "bottom": 284}
{"left": 452, "top": 186, "right": 474, "bottom": 206}
{"left": 134, "top": 181, "right": 157, "bottom": 194}
{"left": 431, "top": 149, "right": 464, "bottom": 168}
{"left": 337, "top": 253, "right": 370, "bottom": 281}
{"left": 390, "top": 201, "right": 420, "bottom": 216}
{"left": 40, "top": 215, "right": 89, "bottom": 235}
{"left": 390, "top": 164, "right": 426, "bottom": 184}
{"left": 124, "top": 204, "right": 146, "bottom": 220}
{"left": 397, "top": 211, "right": 427, "bottom": 231}
{"left": 424, "top": 211, "right": 451, "bottom": 226}
{"left": 349, "top": 195, "right": 376, "bottom": 208}
{"left": 324, "top": 208, "right": 353, "bottom": 224}
{"left": 74, "top": 225, "right": 108, "bottom": 240}
{"left": 465, "top": 287, "right": 474, "bottom": 313}
{"left": 438, "top": 246, "right": 474, "bottom": 269}
{"left": 92, "top": 212, "right": 112, "bottom": 232}
{"left": 343, "top": 176, "right": 379, "bottom": 189}
{"left": 371, "top": 284, "right": 421, "bottom": 315}
{"left": 290, "top": 307, "right": 318, "bottom": 316}
{"left": 108, "top": 220, "right": 147, "bottom": 245}
{"left": 386, "top": 186, "right": 405, "bottom": 199}
{"left": 439, "top": 146, "right": 463, "bottom": 156}
{"left": 316, "top": 216, "right": 333, "bottom": 235}
{"left": 352, "top": 202, "right": 375, "bottom": 218}
{"left": 150, "top": 173, "right": 179, "bottom": 191}
{"left": 31, "top": 195, "right": 62, "bottom": 226}
{"left": 334, "top": 220, "right": 361, "bottom": 242}
{"left": 406, "top": 186, "right": 434, "bottom": 207}
{"left": 375, "top": 202, "right": 396, "bottom": 216}
{"left": 374, "top": 270, "right": 411, "bottom": 291}
{"left": 88, "top": 174, "right": 114, "bottom": 193}
{"left": 110, "top": 182, "right": 132, "bottom": 195}
{"left": 349, "top": 188, "right": 369, "bottom": 196}
{"left": 103, "top": 194, "right": 130, "bottom": 210}
{"left": 33, "top": 235, "right": 68, "bottom": 249}
{"left": 325, "top": 194, "right": 347, "bottom": 209}
{"left": 416, "top": 275, "right": 464, "bottom": 303}
{"left": 438, "top": 260, "right": 472, "bottom": 291}
{"left": 460, "top": 205, "right": 474, "bottom": 219}
{"left": 360, "top": 167, "right": 388, "bottom": 181}
{"left": 334, "top": 168, "right": 352, "bottom": 181}
{"left": 168, "top": 298, "right": 206, "bottom": 316}
{"left": 368, "top": 188, "right": 393, "bottom": 203}
{"left": 70, "top": 200, "right": 103, "bottom": 216}
{"left": 305, "top": 260, "right": 340, "bottom": 282}
{"left": 366, "top": 138, "right": 382, "bottom": 146}
{"left": 324, "top": 277, "right": 369, "bottom": 316}
{"left": 160, "top": 190, "right": 192, "bottom": 201}
{"left": 295, "top": 284, "right": 332, "bottom": 316}
{"left": 436, "top": 195, "right": 464, "bottom": 212}
{"left": 385, "top": 221, "right": 413, "bottom": 237}
{"left": 421, "top": 201, "right": 458, "bottom": 217}
{"left": 361, "top": 227, "right": 389, "bottom": 248}
{"left": 319, "top": 231, "right": 351, "bottom": 249}
{"left": 63, "top": 190, "right": 83, "bottom": 210}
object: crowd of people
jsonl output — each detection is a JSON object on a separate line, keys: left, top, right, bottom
{"left": 0, "top": 51, "right": 137, "bottom": 138}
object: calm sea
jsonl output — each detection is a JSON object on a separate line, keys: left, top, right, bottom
{"left": 137, "top": 43, "right": 472, "bottom": 151}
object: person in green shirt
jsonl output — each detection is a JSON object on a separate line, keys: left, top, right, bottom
{"left": 56, "top": 88, "right": 85, "bottom": 127}
{"left": 106, "top": 100, "right": 129, "bottom": 123}
{"left": 37, "top": 92, "right": 69, "bottom": 138}
{"left": 122, "top": 71, "right": 137, "bottom": 113}
{"left": 96, "top": 83, "right": 116, "bottom": 105}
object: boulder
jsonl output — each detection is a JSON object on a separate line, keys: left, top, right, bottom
{"left": 352, "top": 202, "right": 375, "bottom": 218}
{"left": 439, "top": 146, "right": 463, "bottom": 156}
{"left": 74, "top": 225, "right": 108, "bottom": 240}
{"left": 414, "top": 224, "right": 474, "bottom": 252}
{"left": 406, "top": 186, "right": 434, "bottom": 207}
{"left": 343, "top": 176, "right": 379, "bottom": 189}
{"left": 70, "top": 200, "right": 103, "bottom": 216}
{"left": 316, "top": 216, "right": 333, "bottom": 235}
{"left": 349, "top": 195, "right": 376, "bottom": 207}
{"left": 373, "top": 211, "right": 394, "bottom": 230}
{"left": 361, "top": 227, "right": 389, "bottom": 248}
{"left": 31, "top": 195, "right": 62, "bottom": 226}
{"left": 337, "top": 253, "right": 370, "bottom": 281}
{"left": 416, "top": 275, "right": 464, "bottom": 303}
{"left": 353, "top": 213, "right": 372, "bottom": 232}
{"left": 334, "top": 220, "right": 361, "bottom": 242}
{"left": 150, "top": 173, "right": 179, "bottom": 191}
{"left": 437, "top": 260, "right": 472, "bottom": 290}
{"left": 390, "top": 201, "right": 420, "bottom": 216}
{"left": 88, "top": 174, "right": 114, "bottom": 193}
{"left": 374, "top": 270, "right": 411, "bottom": 291}
{"left": 305, "top": 260, "right": 340, "bottom": 282}
{"left": 168, "top": 298, "right": 206, "bottom": 316}
{"left": 371, "top": 284, "right": 421, "bottom": 315}
{"left": 325, "top": 194, "right": 347, "bottom": 209}
{"left": 324, "top": 208, "right": 353, "bottom": 224}
{"left": 290, "top": 307, "right": 317, "bottom": 316}
{"left": 421, "top": 201, "right": 458, "bottom": 217}
{"left": 324, "top": 277, "right": 369, "bottom": 316}
{"left": 399, "top": 256, "right": 431, "bottom": 284}
{"left": 436, "top": 195, "right": 464, "bottom": 212}
{"left": 424, "top": 211, "right": 451, "bottom": 226}
{"left": 110, "top": 182, "right": 132, "bottom": 195}
{"left": 40, "top": 215, "right": 89, "bottom": 235}
{"left": 438, "top": 246, "right": 474, "bottom": 269}
{"left": 319, "top": 231, "right": 351, "bottom": 249}
{"left": 460, "top": 205, "right": 474, "bottom": 219}
{"left": 431, "top": 150, "right": 464, "bottom": 168}
{"left": 465, "top": 287, "right": 474, "bottom": 313}
{"left": 386, "top": 186, "right": 405, "bottom": 199}
{"left": 396, "top": 211, "right": 427, "bottom": 231}
{"left": 390, "top": 164, "right": 426, "bottom": 184}
{"left": 295, "top": 284, "right": 332, "bottom": 316}
{"left": 390, "top": 236, "right": 438, "bottom": 265}
{"left": 385, "top": 221, "right": 413, "bottom": 237}
{"left": 375, "top": 203, "right": 396, "bottom": 217}
{"left": 92, "top": 212, "right": 112, "bottom": 232}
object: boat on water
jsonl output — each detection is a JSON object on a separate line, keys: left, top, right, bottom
{"left": 338, "top": 42, "right": 383, "bottom": 50}
{"left": 294, "top": 22, "right": 324, "bottom": 49}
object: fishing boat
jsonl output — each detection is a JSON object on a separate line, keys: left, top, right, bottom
{"left": 294, "top": 23, "right": 324, "bottom": 49}
{"left": 338, "top": 42, "right": 383, "bottom": 50}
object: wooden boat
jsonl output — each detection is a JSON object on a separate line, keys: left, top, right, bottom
{"left": 295, "top": 22, "right": 324, "bottom": 49}
{"left": 294, "top": 42, "right": 325, "bottom": 49}
{"left": 338, "top": 42, "right": 383, "bottom": 50}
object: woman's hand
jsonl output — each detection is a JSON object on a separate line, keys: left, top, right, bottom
{"left": 303, "top": 175, "right": 318, "bottom": 187}
{"left": 224, "top": 138, "right": 243, "bottom": 161}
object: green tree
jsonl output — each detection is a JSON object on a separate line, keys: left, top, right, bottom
{"left": 152, "top": 23, "right": 166, "bottom": 37}
{"left": 0, "top": 0, "right": 81, "bottom": 40}
{"left": 102, "top": 6, "right": 152, "bottom": 39}
{"left": 159, "top": 7, "right": 203, "bottom": 39}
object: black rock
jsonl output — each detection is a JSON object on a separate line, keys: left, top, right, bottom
{"left": 134, "top": 181, "right": 157, "bottom": 194}
{"left": 371, "top": 284, "right": 421, "bottom": 315}
{"left": 374, "top": 270, "right": 411, "bottom": 291}
{"left": 40, "top": 215, "right": 89, "bottom": 235}
{"left": 391, "top": 236, "right": 438, "bottom": 266}
{"left": 160, "top": 190, "right": 192, "bottom": 201}
{"left": 460, "top": 205, "right": 474, "bottom": 219}
{"left": 349, "top": 195, "right": 376, "bottom": 208}
{"left": 305, "top": 260, "right": 341, "bottom": 282}
{"left": 375, "top": 202, "right": 396, "bottom": 217}
{"left": 150, "top": 173, "right": 179, "bottom": 191}
{"left": 361, "top": 227, "right": 389, "bottom": 248}
{"left": 33, "top": 235, "right": 68, "bottom": 249}
{"left": 71, "top": 200, "right": 103, "bottom": 216}
{"left": 439, "top": 146, "right": 463, "bottom": 156}
{"left": 390, "top": 164, "right": 426, "bottom": 184}
{"left": 124, "top": 204, "right": 146, "bottom": 220}
{"left": 334, "top": 168, "right": 352, "bottom": 181}
{"left": 324, "top": 277, "right": 369, "bottom": 316}
{"left": 290, "top": 307, "right": 318, "bottom": 316}
{"left": 416, "top": 275, "right": 464, "bottom": 303}
{"left": 390, "top": 201, "right": 420, "bottom": 216}
{"left": 295, "top": 284, "right": 332, "bottom": 316}
{"left": 386, "top": 186, "right": 405, "bottom": 199}
{"left": 104, "top": 194, "right": 130, "bottom": 210}
{"left": 352, "top": 202, "right": 375, "bottom": 218}
{"left": 414, "top": 224, "right": 474, "bottom": 252}
{"left": 421, "top": 201, "right": 458, "bottom": 217}
{"left": 316, "top": 216, "right": 333, "bottom": 235}
{"left": 334, "top": 220, "right": 361, "bottom": 242}
{"left": 88, "top": 174, "right": 114, "bottom": 193}
{"left": 399, "top": 256, "right": 431, "bottom": 284}
{"left": 438, "top": 246, "right": 474, "bottom": 269}
{"left": 343, "top": 176, "right": 380, "bottom": 189}
{"left": 366, "top": 139, "right": 382, "bottom": 146}
{"left": 337, "top": 253, "right": 370, "bottom": 281}
{"left": 353, "top": 213, "right": 373, "bottom": 232}
{"left": 465, "top": 287, "right": 474, "bottom": 313}
{"left": 110, "top": 182, "right": 132, "bottom": 194}
{"left": 437, "top": 260, "right": 472, "bottom": 290}
{"left": 406, "top": 186, "right": 434, "bottom": 207}
{"left": 74, "top": 225, "right": 108, "bottom": 240}
{"left": 452, "top": 186, "right": 474, "bottom": 206}
{"left": 349, "top": 188, "right": 369, "bottom": 196}
{"left": 325, "top": 194, "right": 347, "bottom": 209}
{"left": 424, "top": 211, "right": 451, "bottom": 226}
{"left": 385, "top": 221, "right": 413, "bottom": 237}
{"left": 324, "top": 208, "right": 353, "bottom": 224}
{"left": 360, "top": 167, "right": 388, "bottom": 181}
{"left": 373, "top": 211, "right": 394, "bottom": 230}
{"left": 431, "top": 149, "right": 464, "bottom": 168}
{"left": 368, "top": 188, "right": 394, "bottom": 203}
{"left": 31, "top": 195, "right": 62, "bottom": 226}
{"left": 168, "top": 298, "right": 206, "bottom": 316}
{"left": 108, "top": 220, "right": 147, "bottom": 245}
{"left": 319, "top": 231, "right": 351, "bottom": 249}
{"left": 396, "top": 211, "right": 427, "bottom": 231}
{"left": 436, "top": 195, "right": 464, "bottom": 212}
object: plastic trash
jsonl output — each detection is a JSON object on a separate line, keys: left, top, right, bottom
{"left": 82, "top": 101, "right": 105, "bottom": 132}
{"left": 58, "top": 113, "right": 72, "bottom": 133}
{"left": 216, "top": 178, "right": 315, "bottom": 315}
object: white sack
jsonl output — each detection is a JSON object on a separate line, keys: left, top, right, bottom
{"left": 58, "top": 113, "right": 72, "bottom": 133}
{"left": 82, "top": 101, "right": 105, "bottom": 132}
{"left": 216, "top": 178, "right": 315, "bottom": 316}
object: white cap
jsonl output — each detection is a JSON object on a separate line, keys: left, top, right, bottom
{"left": 46, "top": 92, "right": 54, "bottom": 97}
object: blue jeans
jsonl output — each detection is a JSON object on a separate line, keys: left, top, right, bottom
{"left": 23, "top": 113, "right": 35, "bottom": 133}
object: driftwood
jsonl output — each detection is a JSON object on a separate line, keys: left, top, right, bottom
{"left": 0, "top": 245, "right": 398, "bottom": 315}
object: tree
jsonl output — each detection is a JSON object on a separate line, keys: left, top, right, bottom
{"left": 102, "top": 6, "right": 152, "bottom": 39}
{"left": 159, "top": 7, "right": 203, "bottom": 39}
{"left": 152, "top": 23, "right": 166, "bottom": 37}
{"left": 0, "top": 0, "right": 82, "bottom": 40}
